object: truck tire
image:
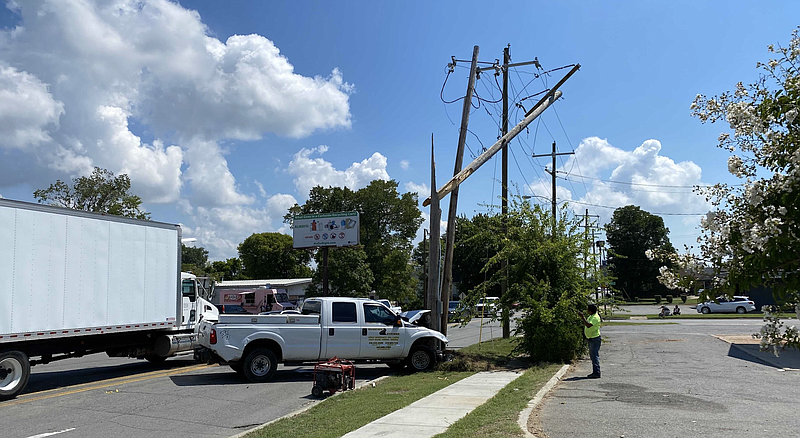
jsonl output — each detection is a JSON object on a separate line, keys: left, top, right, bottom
{"left": 0, "top": 351, "right": 31, "bottom": 401}
{"left": 242, "top": 348, "right": 278, "bottom": 383}
{"left": 407, "top": 345, "right": 436, "bottom": 372}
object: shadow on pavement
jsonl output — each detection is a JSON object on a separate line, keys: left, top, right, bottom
{"left": 561, "top": 375, "right": 595, "bottom": 382}
{"left": 24, "top": 358, "right": 198, "bottom": 394}
{"left": 728, "top": 343, "right": 800, "bottom": 370}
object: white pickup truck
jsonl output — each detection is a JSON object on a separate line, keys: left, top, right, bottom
{"left": 196, "top": 297, "right": 448, "bottom": 382}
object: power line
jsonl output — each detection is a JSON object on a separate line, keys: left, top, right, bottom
{"left": 561, "top": 173, "right": 734, "bottom": 188}
{"left": 562, "top": 198, "right": 707, "bottom": 216}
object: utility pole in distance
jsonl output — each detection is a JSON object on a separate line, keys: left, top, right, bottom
{"left": 440, "top": 45, "right": 479, "bottom": 336}
{"left": 532, "top": 141, "right": 574, "bottom": 235}
{"left": 582, "top": 208, "right": 600, "bottom": 280}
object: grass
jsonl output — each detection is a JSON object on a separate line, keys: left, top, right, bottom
{"left": 432, "top": 363, "right": 563, "bottom": 438}
{"left": 246, "top": 371, "right": 473, "bottom": 438}
{"left": 440, "top": 337, "right": 521, "bottom": 371}
{"left": 248, "top": 337, "right": 527, "bottom": 438}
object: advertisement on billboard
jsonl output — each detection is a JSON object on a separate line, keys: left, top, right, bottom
{"left": 292, "top": 211, "right": 360, "bottom": 248}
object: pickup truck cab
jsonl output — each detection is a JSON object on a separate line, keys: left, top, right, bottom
{"left": 196, "top": 297, "right": 448, "bottom": 383}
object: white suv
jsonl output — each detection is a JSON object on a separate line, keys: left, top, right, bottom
{"left": 696, "top": 296, "right": 756, "bottom": 314}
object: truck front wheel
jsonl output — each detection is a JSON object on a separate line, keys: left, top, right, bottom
{"left": 407, "top": 345, "right": 435, "bottom": 372}
{"left": 242, "top": 348, "right": 278, "bottom": 383}
{"left": 0, "top": 351, "right": 31, "bottom": 401}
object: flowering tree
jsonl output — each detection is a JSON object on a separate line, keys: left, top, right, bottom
{"left": 647, "top": 247, "right": 710, "bottom": 298}
{"left": 691, "top": 27, "right": 799, "bottom": 352}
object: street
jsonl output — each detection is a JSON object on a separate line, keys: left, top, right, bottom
{"left": 539, "top": 318, "right": 800, "bottom": 438}
{"left": 0, "top": 318, "right": 504, "bottom": 438}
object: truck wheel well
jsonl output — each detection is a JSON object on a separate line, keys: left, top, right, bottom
{"left": 410, "top": 337, "right": 438, "bottom": 351}
{"left": 242, "top": 340, "right": 282, "bottom": 363}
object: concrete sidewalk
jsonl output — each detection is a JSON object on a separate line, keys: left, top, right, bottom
{"left": 342, "top": 370, "right": 522, "bottom": 438}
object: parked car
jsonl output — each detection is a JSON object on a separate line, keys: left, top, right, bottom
{"left": 475, "top": 297, "right": 499, "bottom": 317}
{"left": 448, "top": 301, "right": 460, "bottom": 318}
{"left": 216, "top": 304, "right": 250, "bottom": 314}
{"left": 696, "top": 296, "right": 756, "bottom": 314}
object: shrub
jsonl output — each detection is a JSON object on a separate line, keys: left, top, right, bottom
{"left": 654, "top": 295, "right": 662, "bottom": 304}
{"left": 680, "top": 294, "right": 688, "bottom": 303}
{"left": 666, "top": 295, "right": 673, "bottom": 303}
{"left": 517, "top": 295, "right": 587, "bottom": 363}
{"left": 633, "top": 297, "right": 639, "bottom": 303}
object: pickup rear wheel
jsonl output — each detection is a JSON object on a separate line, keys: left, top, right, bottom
{"left": 407, "top": 345, "right": 435, "bottom": 372}
{"left": 0, "top": 351, "right": 31, "bottom": 401}
{"left": 242, "top": 348, "right": 278, "bottom": 383}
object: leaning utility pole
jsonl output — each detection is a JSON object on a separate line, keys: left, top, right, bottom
{"left": 428, "top": 134, "right": 442, "bottom": 334}
{"left": 532, "top": 141, "right": 574, "bottom": 234}
{"left": 500, "top": 45, "right": 510, "bottom": 339}
{"left": 440, "top": 45, "right": 480, "bottom": 335}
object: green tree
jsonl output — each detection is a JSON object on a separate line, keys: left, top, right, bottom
{"left": 238, "top": 232, "right": 312, "bottom": 279}
{"left": 452, "top": 213, "right": 504, "bottom": 298}
{"left": 34, "top": 167, "right": 151, "bottom": 220}
{"left": 182, "top": 244, "right": 208, "bottom": 267}
{"left": 605, "top": 205, "right": 675, "bottom": 299}
{"left": 308, "top": 247, "right": 374, "bottom": 297}
{"left": 287, "top": 180, "right": 423, "bottom": 302}
{"left": 690, "top": 27, "right": 800, "bottom": 352}
{"left": 470, "top": 199, "right": 592, "bottom": 362}
{"left": 208, "top": 258, "right": 245, "bottom": 282}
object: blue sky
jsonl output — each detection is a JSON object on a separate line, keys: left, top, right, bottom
{"left": 1, "top": 0, "right": 798, "bottom": 259}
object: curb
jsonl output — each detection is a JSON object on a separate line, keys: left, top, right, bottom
{"left": 228, "top": 374, "right": 392, "bottom": 438}
{"left": 517, "top": 364, "right": 570, "bottom": 438}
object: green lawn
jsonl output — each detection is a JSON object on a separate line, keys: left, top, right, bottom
{"left": 433, "top": 363, "right": 563, "bottom": 438}
{"left": 246, "top": 371, "right": 474, "bottom": 438}
{"left": 247, "top": 337, "right": 528, "bottom": 438}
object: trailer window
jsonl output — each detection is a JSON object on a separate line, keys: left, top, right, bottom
{"left": 302, "top": 300, "right": 321, "bottom": 315}
{"left": 244, "top": 293, "right": 255, "bottom": 305}
{"left": 332, "top": 302, "right": 357, "bottom": 323}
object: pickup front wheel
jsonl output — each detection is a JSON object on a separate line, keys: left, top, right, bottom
{"left": 243, "top": 348, "right": 278, "bottom": 383}
{"left": 407, "top": 345, "right": 436, "bottom": 372}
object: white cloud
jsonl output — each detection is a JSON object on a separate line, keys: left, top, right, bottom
{"left": 0, "top": 0, "right": 354, "bottom": 256}
{"left": 254, "top": 180, "right": 267, "bottom": 197}
{"left": 181, "top": 193, "right": 297, "bottom": 259}
{"left": 0, "top": 64, "right": 64, "bottom": 149}
{"left": 399, "top": 160, "right": 410, "bottom": 170}
{"left": 287, "top": 146, "right": 390, "bottom": 197}
{"left": 404, "top": 181, "right": 430, "bottom": 197}
{"left": 557, "top": 137, "right": 710, "bottom": 223}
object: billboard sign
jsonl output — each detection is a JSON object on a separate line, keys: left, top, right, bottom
{"left": 292, "top": 211, "right": 360, "bottom": 248}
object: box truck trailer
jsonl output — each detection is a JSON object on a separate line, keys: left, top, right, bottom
{"left": 0, "top": 198, "right": 216, "bottom": 400}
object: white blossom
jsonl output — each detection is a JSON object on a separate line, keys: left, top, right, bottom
{"left": 727, "top": 155, "right": 745, "bottom": 177}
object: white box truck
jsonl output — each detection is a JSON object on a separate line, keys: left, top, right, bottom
{"left": 0, "top": 198, "right": 216, "bottom": 400}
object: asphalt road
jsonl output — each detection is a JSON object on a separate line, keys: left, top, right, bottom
{"left": 1, "top": 318, "right": 505, "bottom": 438}
{"left": 539, "top": 319, "right": 800, "bottom": 438}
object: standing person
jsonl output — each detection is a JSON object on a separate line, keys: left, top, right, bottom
{"left": 578, "top": 304, "right": 602, "bottom": 379}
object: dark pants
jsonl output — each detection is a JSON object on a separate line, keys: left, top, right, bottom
{"left": 588, "top": 336, "right": 601, "bottom": 376}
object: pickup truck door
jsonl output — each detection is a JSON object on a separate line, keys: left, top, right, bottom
{"left": 360, "top": 303, "right": 405, "bottom": 359}
{"left": 322, "top": 301, "right": 362, "bottom": 359}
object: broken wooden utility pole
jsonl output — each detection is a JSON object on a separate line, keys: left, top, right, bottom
{"left": 422, "top": 63, "right": 580, "bottom": 207}
{"left": 427, "top": 134, "right": 442, "bottom": 334}
{"left": 440, "top": 45, "right": 480, "bottom": 336}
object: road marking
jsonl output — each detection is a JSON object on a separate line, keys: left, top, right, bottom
{"left": 2, "top": 364, "right": 214, "bottom": 408}
{"left": 25, "top": 428, "right": 76, "bottom": 438}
